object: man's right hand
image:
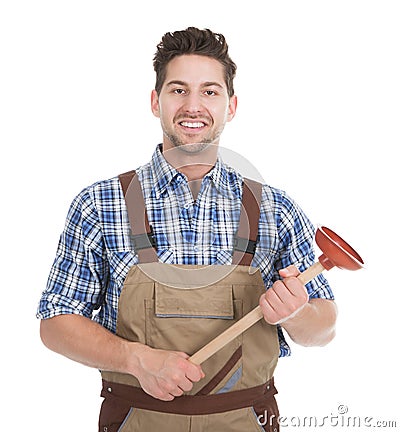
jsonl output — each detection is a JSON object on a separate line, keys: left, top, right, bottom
{"left": 132, "top": 345, "right": 205, "bottom": 401}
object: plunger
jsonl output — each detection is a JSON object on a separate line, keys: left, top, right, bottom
{"left": 189, "top": 226, "right": 364, "bottom": 365}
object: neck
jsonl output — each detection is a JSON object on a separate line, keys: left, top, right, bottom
{"left": 162, "top": 143, "right": 218, "bottom": 181}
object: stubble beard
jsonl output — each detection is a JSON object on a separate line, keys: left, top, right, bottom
{"left": 165, "top": 134, "right": 213, "bottom": 154}
{"left": 162, "top": 122, "right": 224, "bottom": 155}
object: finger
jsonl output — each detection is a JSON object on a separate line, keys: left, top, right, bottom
{"left": 266, "top": 286, "right": 298, "bottom": 318}
{"left": 269, "top": 281, "right": 293, "bottom": 304}
{"left": 169, "top": 387, "right": 184, "bottom": 397}
{"left": 278, "top": 265, "right": 300, "bottom": 278}
{"left": 264, "top": 283, "right": 305, "bottom": 322}
{"left": 185, "top": 363, "right": 205, "bottom": 382}
{"left": 261, "top": 288, "right": 281, "bottom": 312}
{"left": 259, "top": 293, "right": 280, "bottom": 325}
{"left": 284, "top": 277, "right": 309, "bottom": 301}
{"left": 178, "top": 377, "right": 194, "bottom": 392}
{"left": 160, "top": 379, "right": 184, "bottom": 398}
{"left": 161, "top": 394, "right": 175, "bottom": 401}
{"left": 273, "top": 279, "right": 308, "bottom": 313}
{"left": 147, "top": 387, "right": 175, "bottom": 401}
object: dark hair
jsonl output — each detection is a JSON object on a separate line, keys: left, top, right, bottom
{"left": 153, "top": 27, "right": 237, "bottom": 97}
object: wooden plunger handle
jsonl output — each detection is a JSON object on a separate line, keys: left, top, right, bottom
{"left": 189, "top": 261, "right": 326, "bottom": 365}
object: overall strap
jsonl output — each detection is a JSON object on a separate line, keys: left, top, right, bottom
{"left": 118, "top": 170, "right": 158, "bottom": 263}
{"left": 119, "top": 171, "right": 262, "bottom": 266}
{"left": 232, "top": 178, "right": 263, "bottom": 266}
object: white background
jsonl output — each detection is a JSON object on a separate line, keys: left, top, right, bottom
{"left": 1, "top": 0, "right": 399, "bottom": 430}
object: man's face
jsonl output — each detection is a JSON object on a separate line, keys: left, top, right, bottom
{"left": 151, "top": 54, "right": 237, "bottom": 154}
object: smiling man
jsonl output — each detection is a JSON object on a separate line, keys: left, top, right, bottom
{"left": 37, "top": 27, "right": 337, "bottom": 432}
{"left": 151, "top": 50, "right": 238, "bottom": 195}
{"left": 152, "top": 54, "right": 236, "bottom": 151}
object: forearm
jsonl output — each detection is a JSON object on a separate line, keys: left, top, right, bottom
{"left": 281, "top": 298, "right": 338, "bottom": 347}
{"left": 40, "top": 314, "right": 142, "bottom": 375}
{"left": 40, "top": 314, "right": 204, "bottom": 401}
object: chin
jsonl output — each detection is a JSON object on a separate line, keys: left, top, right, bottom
{"left": 177, "top": 142, "right": 211, "bottom": 154}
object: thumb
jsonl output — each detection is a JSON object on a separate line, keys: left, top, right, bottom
{"left": 278, "top": 265, "right": 300, "bottom": 278}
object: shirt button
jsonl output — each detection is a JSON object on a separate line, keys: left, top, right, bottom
{"left": 107, "top": 387, "right": 112, "bottom": 393}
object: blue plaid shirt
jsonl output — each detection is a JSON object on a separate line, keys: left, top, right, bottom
{"left": 37, "top": 145, "right": 334, "bottom": 357}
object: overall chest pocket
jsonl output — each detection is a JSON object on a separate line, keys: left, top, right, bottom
{"left": 144, "top": 283, "right": 243, "bottom": 356}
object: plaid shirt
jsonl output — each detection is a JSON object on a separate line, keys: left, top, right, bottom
{"left": 37, "top": 145, "right": 334, "bottom": 357}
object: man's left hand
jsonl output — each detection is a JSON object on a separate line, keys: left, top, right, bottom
{"left": 259, "top": 265, "right": 309, "bottom": 325}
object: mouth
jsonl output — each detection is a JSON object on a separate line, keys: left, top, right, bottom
{"left": 178, "top": 120, "right": 208, "bottom": 131}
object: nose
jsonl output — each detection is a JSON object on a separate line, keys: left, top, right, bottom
{"left": 182, "top": 92, "right": 203, "bottom": 114}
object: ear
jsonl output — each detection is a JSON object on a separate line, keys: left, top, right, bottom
{"left": 227, "top": 95, "right": 237, "bottom": 122}
{"left": 151, "top": 89, "right": 160, "bottom": 118}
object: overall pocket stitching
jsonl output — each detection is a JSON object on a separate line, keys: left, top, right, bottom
{"left": 117, "top": 407, "right": 134, "bottom": 432}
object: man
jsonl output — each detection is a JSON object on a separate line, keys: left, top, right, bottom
{"left": 38, "top": 27, "right": 337, "bottom": 431}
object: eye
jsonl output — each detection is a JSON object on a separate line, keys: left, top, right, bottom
{"left": 204, "top": 90, "right": 216, "bottom": 96}
{"left": 173, "top": 88, "right": 186, "bottom": 95}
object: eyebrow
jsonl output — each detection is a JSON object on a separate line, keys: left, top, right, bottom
{"left": 165, "top": 80, "right": 224, "bottom": 89}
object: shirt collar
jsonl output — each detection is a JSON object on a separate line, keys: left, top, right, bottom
{"left": 150, "top": 145, "right": 183, "bottom": 199}
{"left": 204, "top": 157, "right": 242, "bottom": 199}
{"left": 150, "top": 144, "right": 242, "bottom": 200}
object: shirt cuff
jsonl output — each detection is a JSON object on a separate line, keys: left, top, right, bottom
{"left": 36, "top": 293, "right": 94, "bottom": 320}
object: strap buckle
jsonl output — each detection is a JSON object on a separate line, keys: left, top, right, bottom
{"left": 233, "top": 236, "right": 258, "bottom": 255}
{"left": 130, "top": 226, "right": 157, "bottom": 251}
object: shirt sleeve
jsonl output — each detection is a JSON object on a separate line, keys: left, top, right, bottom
{"left": 36, "top": 187, "right": 108, "bottom": 320}
{"left": 276, "top": 191, "right": 334, "bottom": 300}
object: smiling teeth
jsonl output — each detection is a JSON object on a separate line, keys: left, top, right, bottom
{"left": 180, "top": 121, "right": 205, "bottom": 128}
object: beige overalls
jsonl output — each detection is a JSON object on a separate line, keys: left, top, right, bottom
{"left": 99, "top": 171, "right": 280, "bottom": 432}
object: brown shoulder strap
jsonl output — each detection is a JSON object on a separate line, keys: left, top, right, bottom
{"left": 118, "top": 170, "right": 158, "bottom": 263}
{"left": 119, "top": 170, "right": 136, "bottom": 196}
{"left": 119, "top": 171, "right": 261, "bottom": 266}
{"left": 232, "top": 178, "right": 263, "bottom": 266}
